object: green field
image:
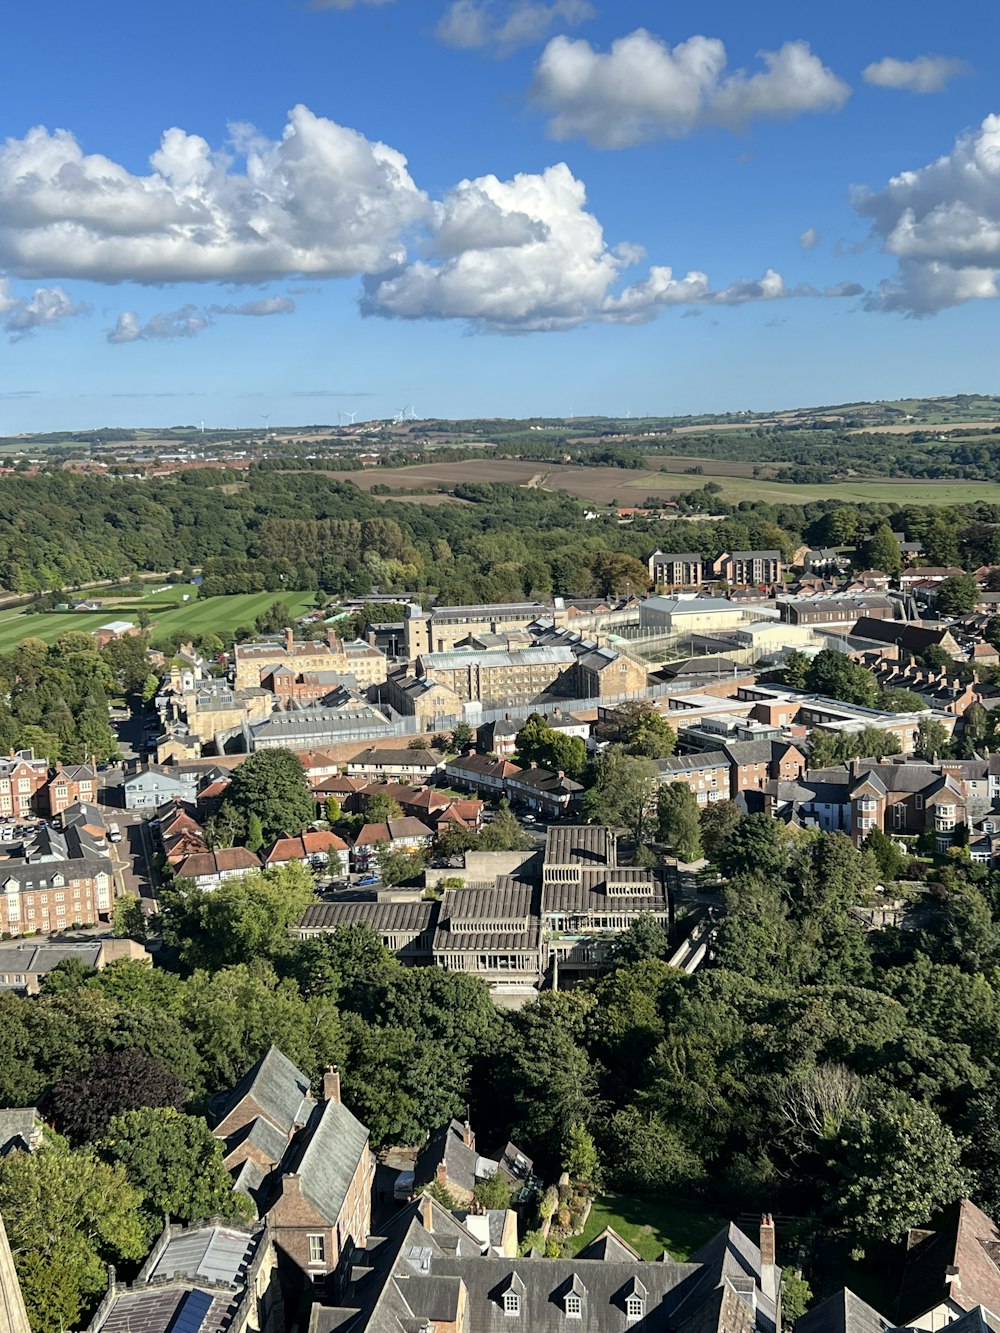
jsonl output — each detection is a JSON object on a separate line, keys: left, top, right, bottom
{"left": 620, "top": 471, "right": 1000, "bottom": 506}
{"left": 0, "top": 589, "right": 317, "bottom": 654}
{"left": 565, "top": 1194, "right": 725, "bottom": 1262}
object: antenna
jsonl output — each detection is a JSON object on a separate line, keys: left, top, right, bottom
{"left": 261, "top": 413, "right": 271, "bottom": 435}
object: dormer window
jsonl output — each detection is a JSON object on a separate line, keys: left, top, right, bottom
{"left": 626, "top": 1296, "right": 644, "bottom": 1321}
{"left": 565, "top": 1294, "right": 582, "bottom": 1318}
{"left": 504, "top": 1293, "right": 520, "bottom": 1317}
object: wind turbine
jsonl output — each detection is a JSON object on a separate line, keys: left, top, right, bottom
{"left": 345, "top": 411, "right": 358, "bottom": 425}
{"left": 393, "top": 405, "right": 408, "bottom": 425}
{"left": 261, "top": 413, "right": 271, "bottom": 435}
{"left": 406, "top": 405, "right": 418, "bottom": 421}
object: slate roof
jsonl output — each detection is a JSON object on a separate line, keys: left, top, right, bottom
{"left": 545, "top": 824, "right": 616, "bottom": 866}
{"left": 311, "top": 1198, "right": 782, "bottom": 1333}
{"left": 297, "top": 901, "right": 435, "bottom": 936}
{"left": 794, "top": 1288, "right": 892, "bottom": 1333}
{"left": 657, "top": 750, "right": 730, "bottom": 776}
{"left": 222, "top": 1114, "right": 289, "bottom": 1168}
{"left": 282, "top": 1096, "right": 370, "bottom": 1225}
{"left": 899, "top": 1200, "right": 1000, "bottom": 1323}
{"left": 211, "top": 1045, "right": 313, "bottom": 1136}
{"left": 0, "top": 1109, "right": 39, "bottom": 1156}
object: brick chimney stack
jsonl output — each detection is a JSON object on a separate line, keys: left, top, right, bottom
{"left": 323, "top": 1066, "right": 342, "bottom": 1104}
{"left": 419, "top": 1192, "right": 434, "bottom": 1231}
{"left": 284, "top": 627, "right": 295, "bottom": 652}
{"left": 462, "top": 1120, "right": 475, "bottom": 1149}
{"left": 759, "top": 1213, "right": 778, "bottom": 1314}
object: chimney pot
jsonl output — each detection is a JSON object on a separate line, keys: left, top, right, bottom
{"left": 462, "top": 1120, "right": 475, "bottom": 1149}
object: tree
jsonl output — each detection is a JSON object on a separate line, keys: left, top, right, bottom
{"left": 563, "top": 1121, "right": 599, "bottom": 1183}
{"left": 806, "top": 650, "right": 879, "bottom": 707}
{"left": 516, "top": 714, "right": 587, "bottom": 779}
{"left": 0, "top": 1146, "right": 147, "bottom": 1333}
{"left": 111, "top": 895, "right": 147, "bottom": 944}
{"left": 364, "top": 794, "right": 403, "bottom": 823}
{"left": 916, "top": 716, "right": 951, "bottom": 760}
{"left": 160, "top": 866, "right": 316, "bottom": 971}
{"left": 324, "top": 795, "right": 342, "bottom": 824}
{"left": 218, "top": 748, "right": 314, "bottom": 842}
{"left": 657, "top": 783, "right": 703, "bottom": 861}
{"left": 50, "top": 1049, "right": 188, "bottom": 1144}
{"left": 864, "top": 827, "right": 907, "bottom": 882}
{"left": 376, "top": 844, "right": 426, "bottom": 887}
{"left": 473, "top": 1172, "right": 513, "bottom": 1210}
{"left": 700, "top": 800, "right": 742, "bottom": 859}
{"left": 479, "top": 801, "right": 533, "bottom": 851}
{"left": 936, "top": 573, "right": 979, "bottom": 618}
{"left": 245, "top": 812, "right": 265, "bottom": 853}
{"left": 781, "top": 650, "right": 811, "bottom": 690}
{"left": 782, "top": 1272, "right": 814, "bottom": 1327}
{"left": 879, "top": 688, "right": 929, "bottom": 713}
{"left": 100, "top": 1107, "right": 253, "bottom": 1231}
{"left": 609, "top": 915, "right": 668, "bottom": 966}
{"left": 716, "top": 813, "right": 789, "bottom": 880}
{"left": 825, "top": 1097, "right": 967, "bottom": 1250}
{"left": 602, "top": 1107, "right": 704, "bottom": 1193}
{"left": 605, "top": 701, "right": 677, "bottom": 758}
{"left": 451, "top": 721, "right": 475, "bottom": 753}
{"left": 583, "top": 748, "right": 659, "bottom": 845}
{"left": 862, "top": 524, "right": 902, "bottom": 576}
{"left": 255, "top": 599, "right": 292, "bottom": 634}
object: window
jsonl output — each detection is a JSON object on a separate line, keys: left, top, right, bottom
{"left": 503, "top": 1294, "right": 520, "bottom": 1317}
{"left": 626, "top": 1297, "right": 644, "bottom": 1321}
{"left": 565, "top": 1295, "right": 582, "bottom": 1319}
{"left": 307, "top": 1234, "right": 326, "bottom": 1265}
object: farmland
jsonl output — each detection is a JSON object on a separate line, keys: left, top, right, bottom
{"left": 0, "top": 589, "right": 317, "bottom": 654}
{"left": 320, "top": 458, "right": 1000, "bottom": 508}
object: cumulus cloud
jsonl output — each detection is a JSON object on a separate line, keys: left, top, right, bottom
{"left": 0, "top": 276, "right": 88, "bottom": 340}
{"left": 854, "top": 113, "right": 1000, "bottom": 314}
{"left": 436, "top": 0, "right": 594, "bottom": 55}
{"left": 532, "top": 29, "right": 850, "bottom": 147}
{"left": 800, "top": 227, "right": 820, "bottom": 250}
{"left": 362, "top": 162, "right": 856, "bottom": 330}
{"left": 863, "top": 55, "right": 969, "bottom": 94}
{"left": 208, "top": 296, "right": 295, "bottom": 316}
{"left": 108, "top": 305, "right": 211, "bottom": 344}
{"left": 0, "top": 105, "right": 428, "bottom": 284}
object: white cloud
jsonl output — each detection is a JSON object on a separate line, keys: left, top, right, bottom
{"left": 209, "top": 296, "right": 296, "bottom": 316}
{"left": 0, "top": 106, "right": 428, "bottom": 284}
{"left": 800, "top": 227, "right": 820, "bottom": 250}
{"left": 0, "top": 276, "right": 88, "bottom": 339}
{"left": 863, "top": 55, "right": 969, "bottom": 94}
{"left": 533, "top": 29, "right": 850, "bottom": 147}
{"left": 436, "top": 0, "right": 593, "bottom": 55}
{"left": 108, "top": 305, "right": 211, "bottom": 344}
{"left": 854, "top": 113, "right": 1000, "bottom": 314}
{"left": 363, "top": 162, "right": 855, "bottom": 330}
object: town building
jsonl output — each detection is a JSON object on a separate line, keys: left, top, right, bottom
{"left": 505, "top": 766, "right": 584, "bottom": 818}
{"left": 0, "top": 810, "right": 119, "bottom": 936}
{"left": 0, "top": 750, "right": 50, "bottom": 819}
{"left": 45, "top": 762, "right": 98, "bottom": 816}
{"left": 404, "top": 601, "right": 551, "bottom": 658}
{"left": 211, "top": 1048, "right": 374, "bottom": 1302}
{"left": 431, "top": 881, "right": 543, "bottom": 993}
{"left": 245, "top": 701, "right": 395, "bottom": 752}
{"left": 778, "top": 596, "right": 896, "bottom": 626}
{"left": 639, "top": 596, "right": 747, "bottom": 636}
{"left": 412, "top": 1117, "right": 534, "bottom": 1206}
{"left": 0, "top": 938, "right": 149, "bottom": 993}
{"left": 262, "top": 832, "right": 350, "bottom": 877}
{"left": 713, "top": 550, "right": 784, "bottom": 586}
{"left": 83, "top": 1219, "right": 283, "bottom": 1333}
{"left": 310, "top": 1200, "right": 782, "bottom": 1333}
{"left": 346, "top": 747, "right": 446, "bottom": 784}
{"left": 648, "top": 551, "right": 705, "bottom": 588}
{"left": 383, "top": 670, "right": 464, "bottom": 726}
{"left": 352, "top": 818, "right": 435, "bottom": 870}
{"left": 234, "top": 630, "right": 387, "bottom": 691}
{"left": 174, "top": 847, "right": 262, "bottom": 890}
{"left": 416, "top": 646, "right": 577, "bottom": 707}
{"left": 124, "top": 764, "right": 206, "bottom": 810}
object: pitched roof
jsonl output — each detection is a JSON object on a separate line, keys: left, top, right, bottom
{"left": 282, "top": 1096, "right": 370, "bottom": 1222}
{"left": 212, "top": 1045, "right": 312, "bottom": 1137}
{"left": 899, "top": 1200, "right": 1000, "bottom": 1323}
{"left": 794, "top": 1288, "right": 892, "bottom": 1333}
{"left": 264, "top": 831, "right": 349, "bottom": 862}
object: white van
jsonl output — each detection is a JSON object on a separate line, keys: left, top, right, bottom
{"left": 108, "top": 823, "right": 122, "bottom": 843}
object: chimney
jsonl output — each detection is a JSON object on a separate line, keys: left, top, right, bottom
{"left": 419, "top": 1193, "right": 434, "bottom": 1231}
{"left": 759, "top": 1214, "right": 778, "bottom": 1307}
{"left": 285, "top": 627, "right": 295, "bottom": 652}
{"left": 462, "top": 1120, "right": 475, "bottom": 1149}
{"left": 323, "top": 1066, "right": 342, "bottom": 1104}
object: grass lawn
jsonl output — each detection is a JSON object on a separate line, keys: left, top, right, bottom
{"left": 565, "top": 1194, "right": 725, "bottom": 1262}
{"left": 619, "top": 471, "right": 1000, "bottom": 506}
{"left": 0, "top": 590, "right": 317, "bottom": 653}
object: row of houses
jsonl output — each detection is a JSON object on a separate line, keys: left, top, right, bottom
{"left": 0, "top": 802, "right": 119, "bottom": 937}
{"left": 648, "top": 549, "right": 785, "bottom": 588}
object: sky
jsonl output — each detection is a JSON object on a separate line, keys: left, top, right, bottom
{"left": 1, "top": 0, "right": 999, "bottom": 432}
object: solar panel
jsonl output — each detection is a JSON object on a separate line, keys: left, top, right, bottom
{"left": 168, "top": 1289, "right": 215, "bottom": 1333}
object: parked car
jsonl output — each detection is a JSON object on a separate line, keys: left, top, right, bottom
{"left": 356, "top": 874, "right": 379, "bottom": 886}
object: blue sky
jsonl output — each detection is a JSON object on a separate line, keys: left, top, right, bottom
{"left": 1, "top": 0, "right": 998, "bottom": 431}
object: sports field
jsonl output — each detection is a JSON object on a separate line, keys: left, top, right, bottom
{"left": 0, "top": 589, "right": 317, "bottom": 654}
{"left": 319, "top": 458, "right": 1000, "bottom": 508}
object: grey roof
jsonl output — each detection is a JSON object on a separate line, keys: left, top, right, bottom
{"left": 420, "top": 647, "right": 576, "bottom": 670}
{"left": 657, "top": 750, "right": 730, "bottom": 775}
{"left": 723, "top": 739, "right": 779, "bottom": 765}
{"left": 545, "top": 825, "right": 616, "bottom": 867}
{"left": 542, "top": 871, "right": 669, "bottom": 916}
{"left": 0, "top": 943, "right": 102, "bottom": 974}
{"left": 230, "top": 1157, "right": 268, "bottom": 1205}
{"left": 794, "top": 1289, "right": 892, "bottom": 1333}
{"left": 149, "top": 1225, "right": 259, "bottom": 1286}
{"left": 223, "top": 1113, "right": 289, "bottom": 1167}
{"left": 297, "top": 900, "right": 435, "bottom": 936}
{"left": 578, "top": 1229, "right": 643, "bottom": 1262}
{"left": 348, "top": 747, "right": 444, "bottom": 768}
{"left": 728, "top": 550, "right": 781, "bottom": 560}
{"left": 283, "top": 1096, "right": 370, "bottom": 1222}
{"left": 651, "top": 552, "right": 703, "bottom": 563}
{"left": 434, "top": 883, "right": 541, "bottom": 955}
{"left": 212, "top": 1045, "right": 312, "bottom": 1136}
{"left": 0, "top": 1109, "right": 38, "bottom": 1156}
{"left": 642, "top": 596, "right": 740, "bottom": 614}
{"left": 429, "top": 602, "right": 549, "bottom": 623}
{"left": 90, "top": 1287, "right": 238, "bottom": 1333}
{"left": 507, "top": 767, "right": 583, "bottom": 796}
